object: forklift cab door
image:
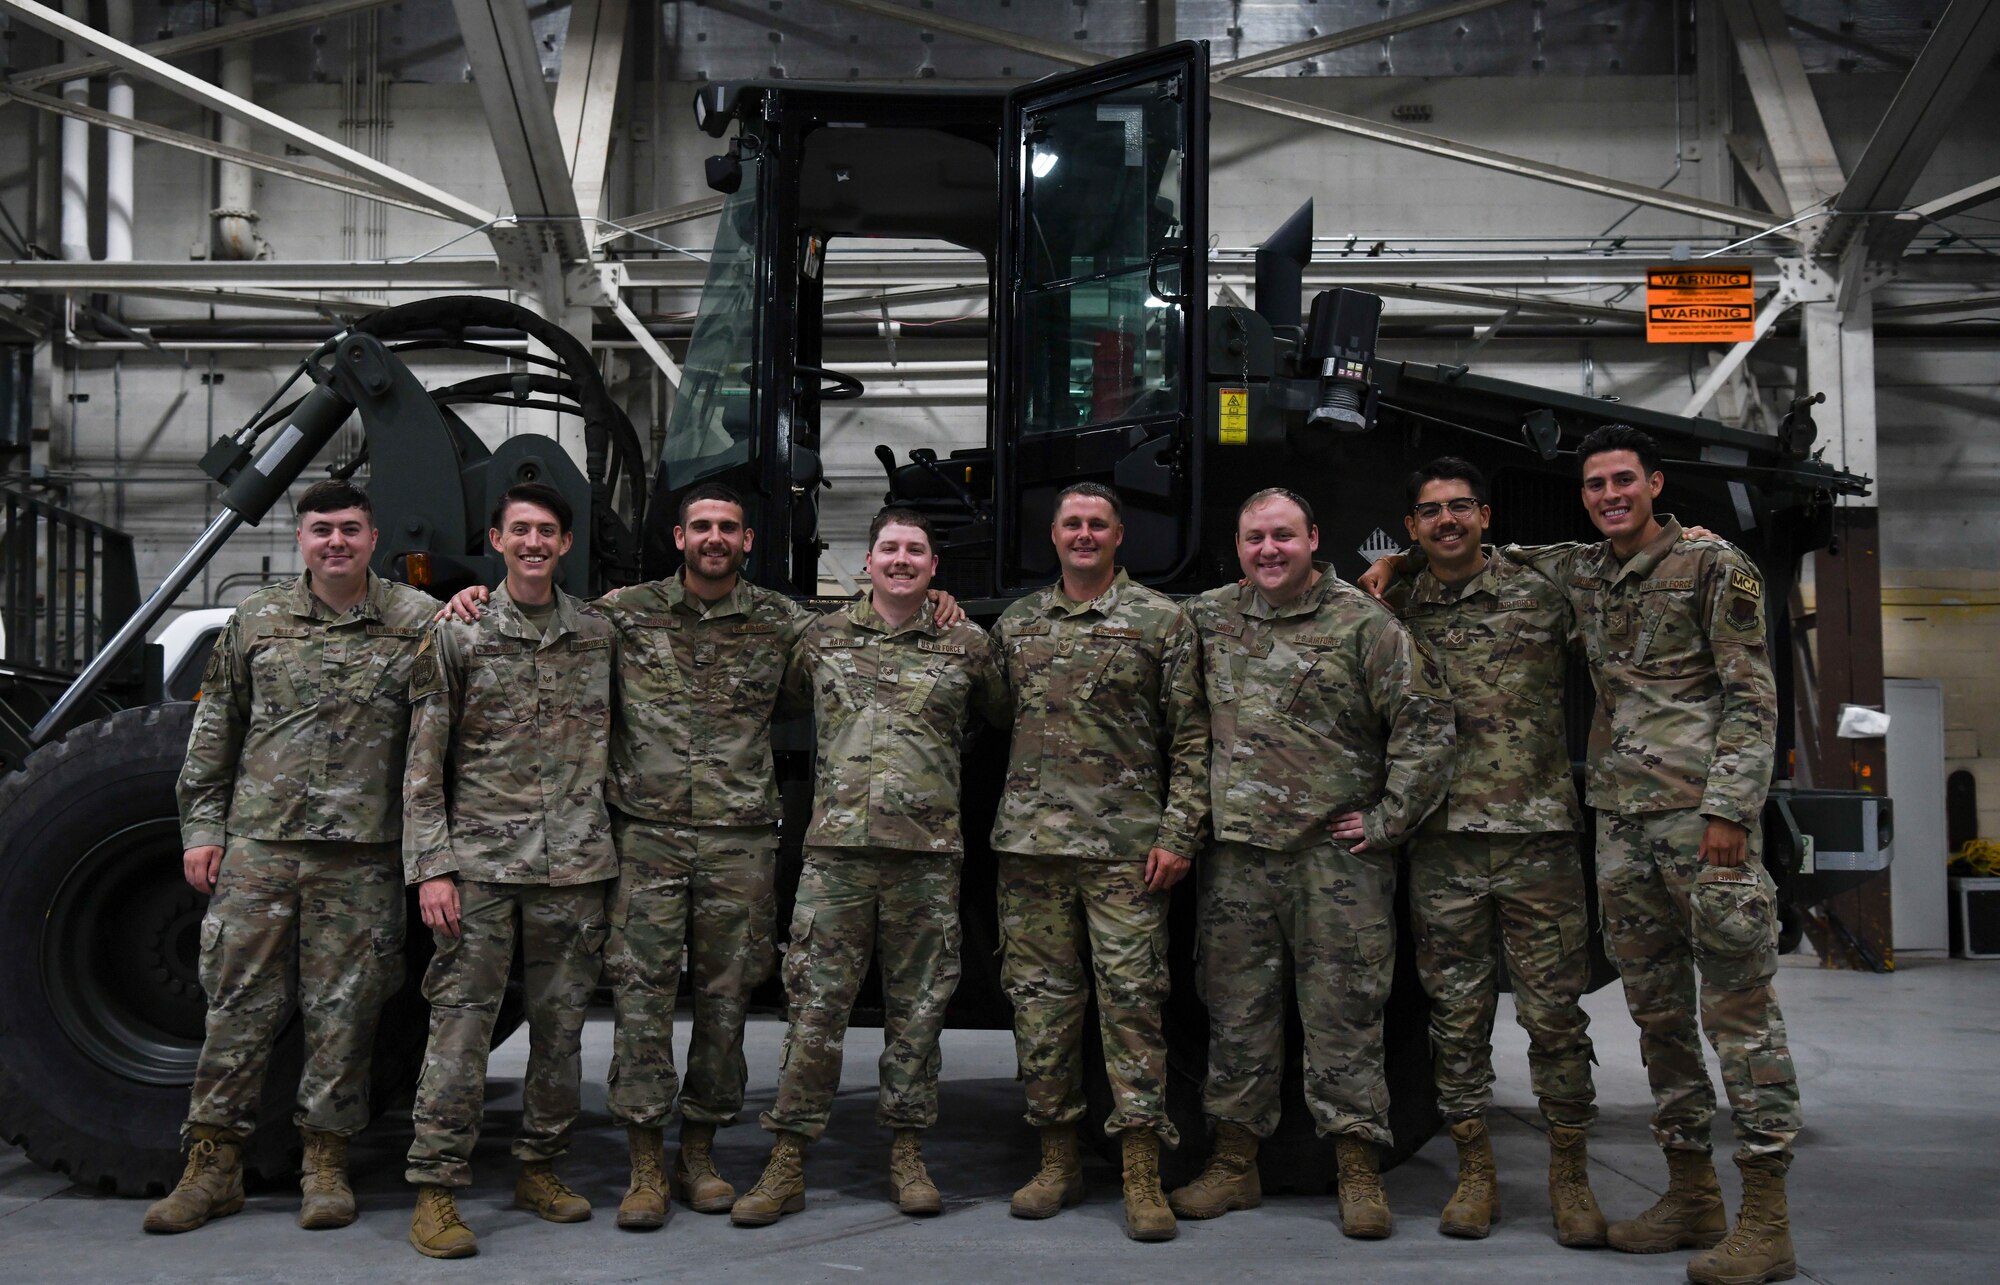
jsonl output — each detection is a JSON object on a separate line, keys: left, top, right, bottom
{"left": 996, "top": 42, "right": 1209, "bottom": 590}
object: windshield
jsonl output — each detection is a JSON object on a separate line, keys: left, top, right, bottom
{"left": 661, "top": 155, "right": 762, "bottom": 487}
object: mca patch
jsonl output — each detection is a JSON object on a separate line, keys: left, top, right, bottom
{"left": 1727, "top": 595, "right": 1761, "bottom": 631}
{"left": 1730, "top": 568, "right": 1761, "bottom": 598}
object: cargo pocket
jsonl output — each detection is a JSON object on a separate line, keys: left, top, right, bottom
{"left": 578, "top": 918, "right": 610, "bottom": 959}
{"left": 1355, "top": 916, "right": 1394, "bottom": 967}
{"left": 1555, "top": 905, "right": 1588, "bottom": 958}
{"left": 1690, "top": 866, "right": 1777, "bottom": 990}
{"left": 370, "top": 922, "right": 408, "bottom": 998}
{"left": 781, "top": 905, "right": 816, "bottom": 1010}
{"left": 197, "top": 916, "right": 224, "bottom": 998}
{"left": 746, "top": 888, "right": 779, "bottom": 984}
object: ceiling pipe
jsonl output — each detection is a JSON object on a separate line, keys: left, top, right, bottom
{"left": 57, "top": 0, "right": 90, "bottom": 262}
{"left": 212, "top": 0, "right": 269, "bottom": 260}
{"left": 103, "top": 0, "right": 135, "bottom": 262}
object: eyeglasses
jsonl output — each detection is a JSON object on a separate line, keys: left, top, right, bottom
{"left": 1411, "top": 498, "right": 1482, "bottom": 521}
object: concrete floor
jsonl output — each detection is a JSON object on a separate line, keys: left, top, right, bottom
{"left": 1, "top": 956, "right": 1992, "bottom": 1283}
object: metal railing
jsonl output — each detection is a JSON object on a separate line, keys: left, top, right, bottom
{"left": 0, "top": 487, "right": 140, "bottom": 680}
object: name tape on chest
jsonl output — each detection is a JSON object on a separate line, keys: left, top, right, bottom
{"left": 567, "top": 636, "right": 612, "bottom": 652}
{"left": 264, "top": 626, "right": 311, "bottom": 640}
{"left": 1091, "top": 625, "right": 1142, "bottom": 641}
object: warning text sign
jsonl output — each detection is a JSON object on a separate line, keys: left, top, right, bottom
{"left": 1645, "top": 265, "right": 1755, "bottom": 343}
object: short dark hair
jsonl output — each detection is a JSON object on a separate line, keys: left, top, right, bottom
{"left": 1576, "top": 424, "right": 1662, "bottom": 479}
{"left": 489, "top": 481, "right": 573, "bottom": 535}
{"left": 1237, "top": 486, "right": 1315, "bottom": 531}
{"left": 867, "top": 505, "right": 936, "bottom": 549}
{"left": 296, "top": 478, "right": 372, "bottom": 521}
{"left": 1406, "top": 456, "right": 1490, "bottom": 511}
{"left": 677, "top": 481, "right": 748, "bottom": 528}
{"left": 1054, "top": 482, "right": 1122, "bottom": 522}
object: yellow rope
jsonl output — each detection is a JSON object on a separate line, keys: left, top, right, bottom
{"left": 1951, "top": 839, "right": 2000, "bottom": 878}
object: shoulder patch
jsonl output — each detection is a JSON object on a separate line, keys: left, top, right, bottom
{"left": 1726, "top": 594, "right": 1762, "bottom": 631}
{"left": 200, "top": 643, "right": 227, "bottom": 688}
{"left": 409, "top": 637, "right": 445, "bottom": 701}
{"left": 1730, "top": 567, "right": 1762, "bottom": 598}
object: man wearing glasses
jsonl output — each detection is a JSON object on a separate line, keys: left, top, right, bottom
{"left": 1376, "top": 458, "right": 1605, "bottom": 1246}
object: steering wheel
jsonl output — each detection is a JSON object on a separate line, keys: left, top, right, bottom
{"left": 795, "top": 363, "right": 864, "bottom": 401}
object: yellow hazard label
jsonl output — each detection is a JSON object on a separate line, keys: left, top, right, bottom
{"left": 1218, "top": 387, "right": 1248, "bottom": 445}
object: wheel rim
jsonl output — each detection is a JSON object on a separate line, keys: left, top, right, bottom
{"left": 40, "top": 817, "right": 208, "bottom": 1085}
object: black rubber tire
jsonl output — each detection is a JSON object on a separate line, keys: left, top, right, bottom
{"left": 0, "top": 704, "right": 437, "bottom": 1196}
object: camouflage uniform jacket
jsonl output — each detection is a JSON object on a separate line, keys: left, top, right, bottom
{"left": 1385, "top": 548, "right": 1581, "bottom": 834}
{"left": 178, "top": 571, "right": 434, "bottom": 849}
{"left": 1191, "top": 565, "right": 1455, "bottom": 853}
{"left": 990, "top": 570, "right": 1210, "bottom": 861}
{"left": 595, "top": 573, "right": 811, "bottom": 825}
{"left": 403, "top": 585, "right": 617, "bottom": 886}
{"left": 783, "top": 595, "right": 1008, "bottom": 855}
{"left": 1502, "top": 518, "right": 1776, "bottom": 826}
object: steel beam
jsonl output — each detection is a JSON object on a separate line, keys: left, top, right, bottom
{"left": 1724, "top": 132, "right": 1794, "bottom": 218}
{"left": 595, "top": 196, "right": 727, "bottom": 247}
{"left": 0, "top": 0, "right": 496, "bottom": 228}
{"left": 1904, "top": 172, "right": 2000, "bottom": 225}
{"left": 449, "top": 0, "right": 590, "bottom": 265}
{"left": 1718, "top": 0, "right": 1845, "bottom": 218}
{"left": 550, "top": 0, "right": 629, "bottom": 221}
{"left": 0, "top": 83, "right": 461, "bottom": 222}
{"left": 1834, "top": 0, "right": 2000, "bottom": 260}
{"left": 8, "top": 0, "right": 398, "bottom": 91}
{"left": 1209, "top": 0, "right": 1511, "bottom": 80}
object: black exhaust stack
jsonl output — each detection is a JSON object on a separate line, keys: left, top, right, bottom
{"left": 1254, "top": 199, "right": 1314, "bottom": 344}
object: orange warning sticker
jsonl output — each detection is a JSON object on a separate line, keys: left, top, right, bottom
{"left": 1645, "top": 265, "right": 1755, "bottom": 343}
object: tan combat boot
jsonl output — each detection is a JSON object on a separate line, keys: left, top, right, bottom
{"left": 1686, "top": 1157, "right": 1796, "bottom": 1285}
{"left": 1120, "top": 1130, "right": 1177, "bottom": 1242}
{"left": 141, "top": 1125, "right": 246, "bottom": 1234}
{"left": 889, "top": 1127, "right": 942, "bottom": 1216}
{"left": 1009, "top": 1124, "right": 1084, "bottom": 1219}
{"left": 1334, "top": 1135, "right": 1394, "bottom": 1240}
{"left": 1548, "top": 1124, "right": 1609, "bottom": 1247}
{"left": 1167, "top": 1120, "right": 1261, "bottom": 1219}
{"left": 617, "top": 1125, "right": 667, "bottom": 1230}
{"left": 514, "top": 1160, "right": 592, "bottom": 1222}
{"left": 730, "top": 1131, "right": 808, "bottom": 1227}
{"left": 1439, "top": 1116, "right": 1499, "bottom": 1238}
{"left": 297, "top": 1127, "right": 356, "bottom": 1230}
{"left": 672, "top": 1119, "right": 737, "bottom": 1213}
{"left": 1607, "top": 1148, "right": 1727, "bottom": 1253}
{"left": 409, "top": 1184, "right": 477, "bottom": 1259}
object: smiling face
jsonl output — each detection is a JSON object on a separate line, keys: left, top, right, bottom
{"left": 489, "top": 499, "right": 573, "bottom": 596}
{"left": 865, "top": 521, "right": 938, "bottom": 614}
{"left": 1051, "top": 493, "right": 1123, "bottom": 584}
{"left": 297, "top": 506, "right": 377, "bottom": 592}
{"left": 1404, "top": 477, "right": 1490, "bottom": 577}
{"left": 1580, "top": 448, "right": 1664, "bottom": 546}
{"left": 675, "top": 498, "right": 752, "bottom": 594}
{"left": 1236, "top": 495, "right": 1320, "bottom": 607}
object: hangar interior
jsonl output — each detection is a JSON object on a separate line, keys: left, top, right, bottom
{"left": 0, "top": 1, "right": 1997, "bottom": 1278}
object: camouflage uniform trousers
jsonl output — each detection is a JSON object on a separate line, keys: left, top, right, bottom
{"left": 761, "top": 846, "right": 962, "bottom": 1140}
{"left": 604, "top": 811, "right": 778, "bottom": 1129}
{"left": 1197, "top": 838, "right": 1397, "bottom": 1148}
{"left": 998, "top": 852, "right": 1177, "bottom": 1146}
{"left": 185, "top": 836, "right": 405, "bottom": 1143}
{"left": 1408, "top": 828, "right": 1597, "bottom": 1128}
{"left": 405, "top": 879, "right": 610, "bottom": 1187}
{"left": 1596, "top": 808, "right": 1801, "bottom": 1162}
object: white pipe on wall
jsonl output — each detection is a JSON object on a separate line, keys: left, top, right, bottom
{"left": 214, "top": 1, "right": 265, "bottom": 260}
{"left": 58, "top": 0, "right": 91, "bottom": 262}
{"left": 104, "top": 0, "right": 135, "bottom": 262}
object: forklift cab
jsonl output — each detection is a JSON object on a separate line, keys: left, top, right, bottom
{"left": 647, "top": 44, "right": 1213, "bottom": 603}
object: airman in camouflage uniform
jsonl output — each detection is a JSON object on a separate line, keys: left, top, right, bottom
{"left": 148, "top": 480, "right": 432, "bottom": 1237}
{"left": 1378, "top": 458, "right": 1603, "bottom": 1245}
{"left": 991, "top": 483, "right": 1208, "bottom": 1242}
{"left": 403, "top": 485, "right": 615, "bottom": 1260}
{"left": 1497, "top": 427, "right": 1797, "bottom": 1285}
{"left": 731, "top": 508, "right": 1007, "bottom": 1228}
{"left": 1175, "top": 488, "right": 1453, "bottom": 1242}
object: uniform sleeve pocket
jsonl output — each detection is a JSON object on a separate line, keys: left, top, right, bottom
{"left": 197, "top": 916, "right": 224, "bottom": 996}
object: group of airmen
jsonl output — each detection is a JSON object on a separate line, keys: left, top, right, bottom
{"left": 142, "top": 422, "right": 1800, "bottom": 1285}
